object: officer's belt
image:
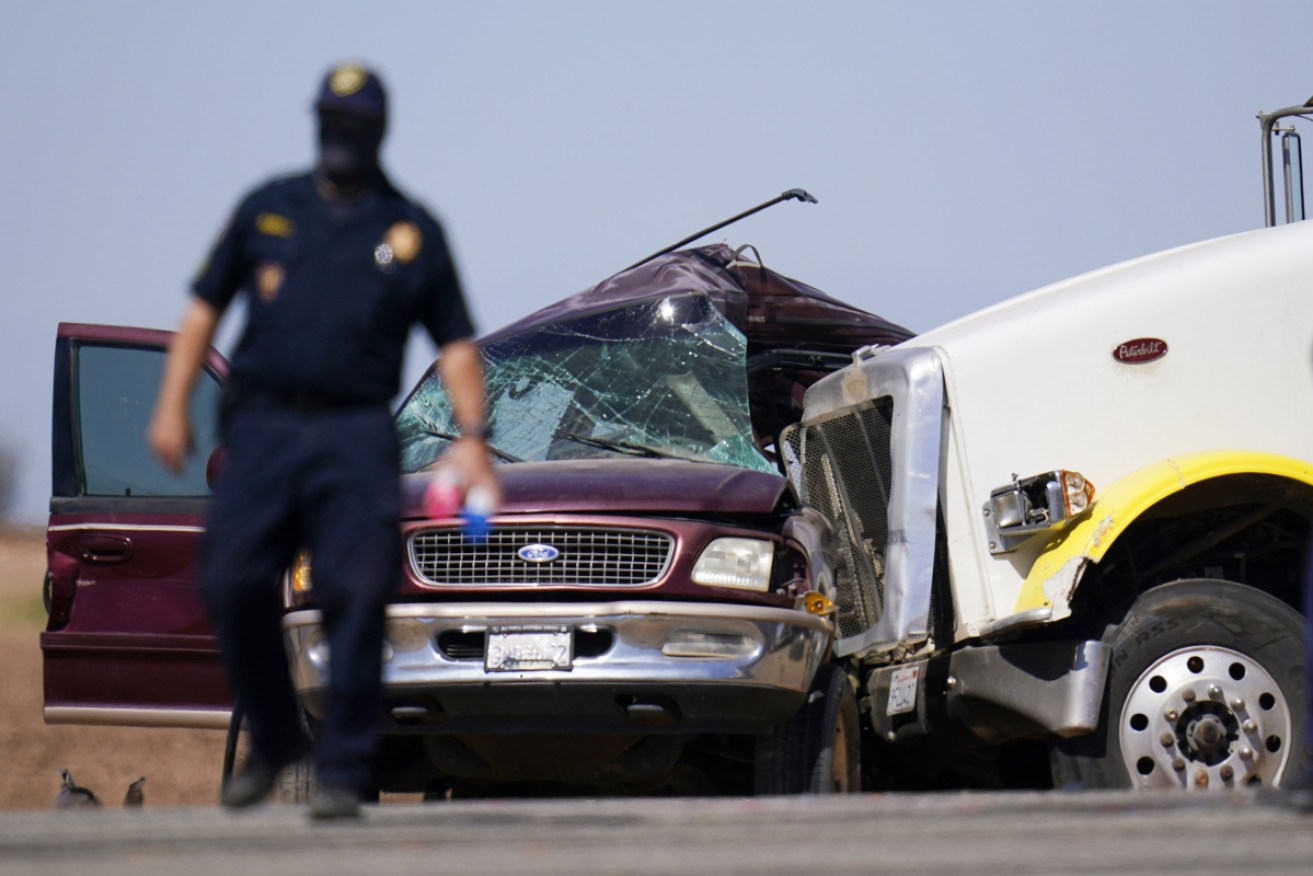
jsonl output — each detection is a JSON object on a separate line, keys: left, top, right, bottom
{"left": 240, "top": 387, "right": 379, "bottom": 414}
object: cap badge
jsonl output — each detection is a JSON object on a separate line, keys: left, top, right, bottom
{"left": 329, "top": 65, "right": 368, "bottom": 96}
{"left": 384, "top": 222, "right": 422, "bottom": 264}
{"left": 255, "top": 261, "right": 284, "bottom": 302}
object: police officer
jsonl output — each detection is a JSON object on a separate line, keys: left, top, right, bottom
{"left": 148, "top": 62, "right": 497, "bottom": 819}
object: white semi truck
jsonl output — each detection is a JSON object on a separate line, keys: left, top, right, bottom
{"left": 788, "top": 98, "right": 1313, "bottom": 791}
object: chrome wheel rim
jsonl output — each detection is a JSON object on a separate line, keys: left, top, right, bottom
{"left": 1119, "top": 645, "right": 1291, "bottom": 790}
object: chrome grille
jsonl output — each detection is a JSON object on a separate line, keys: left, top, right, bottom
{"left": 782, "top": 397, "right": 894, "bottom": 639}
{"left": 410, "top": 527, "right": 674, "bottom": 587}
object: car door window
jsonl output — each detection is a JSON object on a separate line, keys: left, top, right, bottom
{"left": 76, "top": 344, "right": 221, "bottom": 496}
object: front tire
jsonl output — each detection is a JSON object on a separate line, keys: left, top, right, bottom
{"left": 1052, "top": 579, "right": 1307, "bottom": 791}
{"left": 756, "top": 662, "right": 861, "bottom": 794}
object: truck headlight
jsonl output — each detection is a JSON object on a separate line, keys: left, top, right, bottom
{"left": 691, "top": 538, "right": 774, "bottom": 591}
{"left": 984, "top": 469, "right": 1096, "bottom": 554}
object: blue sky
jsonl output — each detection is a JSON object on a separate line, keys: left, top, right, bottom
{"left": 3, "top": 1, "right": 1312, "bottom": 522}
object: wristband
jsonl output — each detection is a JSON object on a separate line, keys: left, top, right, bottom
{"left": 459, "top": 422, "right": 490, "bottom": 441}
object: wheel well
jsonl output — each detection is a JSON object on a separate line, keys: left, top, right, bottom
{"left": 1071, "top": 474, "right": 1313, "bottom": 627}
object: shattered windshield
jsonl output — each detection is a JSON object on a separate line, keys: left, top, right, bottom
{"left": 397, "top": 294, "right": 774, "bottom": 474}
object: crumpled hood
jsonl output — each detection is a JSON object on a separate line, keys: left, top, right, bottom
{"left": 401, "top": 458, "right": 786, "bottom": 518}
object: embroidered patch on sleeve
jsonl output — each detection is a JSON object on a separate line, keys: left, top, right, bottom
{"left": 255, "top": 213, "right": 295, "bottom": 238}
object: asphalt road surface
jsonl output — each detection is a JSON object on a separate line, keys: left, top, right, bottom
{"left": 0, "top": 790, "right": 1309, "bottom": 876}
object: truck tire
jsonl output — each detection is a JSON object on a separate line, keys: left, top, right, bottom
{"left": 277, "top": 709, "right": 320, "bottom": 803}
{"left": 222, "top": 704, "right": 316, "bottom": 802}
{"left": 756, "top": 662, "right": 861, "bottom": 794}
{"left": 1051, "top": 579, "right": 1307, "bottom": 791}
{"left": 277, "top": 755, "right": 316, "bottom": 803}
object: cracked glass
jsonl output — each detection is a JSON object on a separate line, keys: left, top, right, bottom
{"left": 397, "top": 294, "right": 774, "bottom": 474}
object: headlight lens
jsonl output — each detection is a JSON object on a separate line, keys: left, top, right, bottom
{"left": 691, "top": 538, "right": 774, "bottom": 591}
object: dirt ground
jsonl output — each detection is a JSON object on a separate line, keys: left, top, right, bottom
{"left": 0, "top": 526, "right": 225, "bottom": 810}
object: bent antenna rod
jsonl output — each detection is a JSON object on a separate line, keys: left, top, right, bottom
{"left": 623, "top": 188, "right": 818, "bottom": 272}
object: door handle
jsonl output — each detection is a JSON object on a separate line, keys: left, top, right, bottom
{"left": 79, "top": 534, "right": 134, "bottom": 564}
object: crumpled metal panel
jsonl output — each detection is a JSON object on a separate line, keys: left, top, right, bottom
{"left": 785, "top": 347, "right": 945, "bottom": 657}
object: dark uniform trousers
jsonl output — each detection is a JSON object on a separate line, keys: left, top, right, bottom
{"left": 199, "top": 400, "right": 401, "bottom": 792}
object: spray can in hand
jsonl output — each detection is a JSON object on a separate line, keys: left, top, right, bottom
{"left": 422, "top": 468, "right": 463, "bottom": 519}
{"left": 461, "top": 484, "right": 496, "bottom": 544}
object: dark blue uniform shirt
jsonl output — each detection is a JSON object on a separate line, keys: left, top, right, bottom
{"left": 193, "top": 171, "right": 473, "bottom": 405}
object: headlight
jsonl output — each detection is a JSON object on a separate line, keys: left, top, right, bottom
{"left": 691, "top": 538, "right": 774, "bottom": 591}
{"left": 984, "top": 469, "right": 1096, "bottom": 554}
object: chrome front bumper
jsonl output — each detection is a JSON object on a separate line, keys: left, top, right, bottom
{"left": 283, "top": 601, "right": 833, "bottom": 734}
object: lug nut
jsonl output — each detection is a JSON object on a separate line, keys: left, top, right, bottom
{"left": 1231, "top": 697, "right": 1245, "bottom": 710}
{"left": 1182, "top": 689, "right": 1197, "bottom": 703}
{"left": 1239, "top": 747, "right": 1254, "bottom": 761}
{"left": 1243, "top": 720, "right": 1257, "bottom": 734}
{"left": 1194, "top": 769, "right": 1209, "bottom": 788}
{"left": 1220, "top": 764, "right": 1234, "bottom": 781}
{"left": 1172, "top": 757, "right": 1186, "bottom": 772}
{"left": 1160, "top": 732, "right": 1175, "bottom": 747}
{"left": 1165, "top": 709, "right": 1179, "bottom": 722}
{"left": 1208, "top": 684, "right": 1223, "bottom": 699}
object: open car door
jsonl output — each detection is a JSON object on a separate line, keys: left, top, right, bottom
{"left": 42, "top": 323, "right": 231, "bottom": 728}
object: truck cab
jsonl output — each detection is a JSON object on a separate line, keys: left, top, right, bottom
{"left": 789, "top": 203, "right": 1313, "bottom": 791}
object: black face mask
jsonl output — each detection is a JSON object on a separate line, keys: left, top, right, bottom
{"left": 317, "top": 110, "right": 385, "bottom": 187}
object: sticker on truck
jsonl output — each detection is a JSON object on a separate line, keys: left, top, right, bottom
{"left": 886, "top": 665, "right": 920, "bottom": 715}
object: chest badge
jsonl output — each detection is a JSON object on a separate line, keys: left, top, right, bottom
{"left": 255, "top": 261, "right": 284, "bottom": 302}
{"left": 376, "top": 221, "right": 422, "bottom": 270}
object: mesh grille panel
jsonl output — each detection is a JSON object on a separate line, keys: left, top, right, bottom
{"left": 784, "top": 398, "right": 894, "bottom": 639}
{"left": 410, "top": 527, "right": 673, "bottom": 587}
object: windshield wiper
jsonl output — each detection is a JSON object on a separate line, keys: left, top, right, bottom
{"left": 554, "top": 429, "right": 697, "bottom": 462}
{"left": 419, "top": 427, "right": 523, "bottom": 464}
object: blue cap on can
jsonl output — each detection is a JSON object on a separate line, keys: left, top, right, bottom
{"left": 313, "top": 63, "right": 387, "bottom": 119}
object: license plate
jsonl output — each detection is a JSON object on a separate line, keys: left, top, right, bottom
{"left": 485, "top": 626, "right": 573, "bottom": 672}
{"left": 886, "top": 665, "right": 920, "bottom": 716}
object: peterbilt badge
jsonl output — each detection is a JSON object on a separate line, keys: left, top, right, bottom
{"left": 1113, "top": 338, "right": 1168, "bottom": 364}
{"left": 517, "top": 544, "right": 561, "bottom": 563}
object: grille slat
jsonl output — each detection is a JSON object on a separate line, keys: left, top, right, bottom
{"left": 410, "top": 527, "right": 673, "bottom": 587}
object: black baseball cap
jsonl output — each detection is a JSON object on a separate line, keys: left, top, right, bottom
{"left": 313, "top": 63, "right": 387, "bottom": 119}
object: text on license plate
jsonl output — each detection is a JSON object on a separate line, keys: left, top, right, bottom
{"left": 485, "top": 626, "right": 573, "bottom": 672}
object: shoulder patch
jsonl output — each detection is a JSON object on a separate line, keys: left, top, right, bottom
{"left": 255, "top": 213, "right": 295, "bottom": 238}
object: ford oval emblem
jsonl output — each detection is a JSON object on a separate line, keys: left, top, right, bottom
{"left": 1113, "top": 337, "right": 1168, "bottom": 364}
{"left": 517, "top": 543, "right": 561, "bottom": 563}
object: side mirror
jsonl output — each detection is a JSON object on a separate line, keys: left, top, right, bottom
{"left": 206, "top": 446, "right": 227, "bottom": 491}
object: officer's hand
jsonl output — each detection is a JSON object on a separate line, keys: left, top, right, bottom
{"left": 148, "top": 403, "right": 193, "bottom": 474}
{"left": 445, "top": 437, "right": 503, "bottom": 511}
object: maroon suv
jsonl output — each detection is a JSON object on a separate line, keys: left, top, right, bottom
{"left": 43, "top": 244, "right": 911, "bottom": 796}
